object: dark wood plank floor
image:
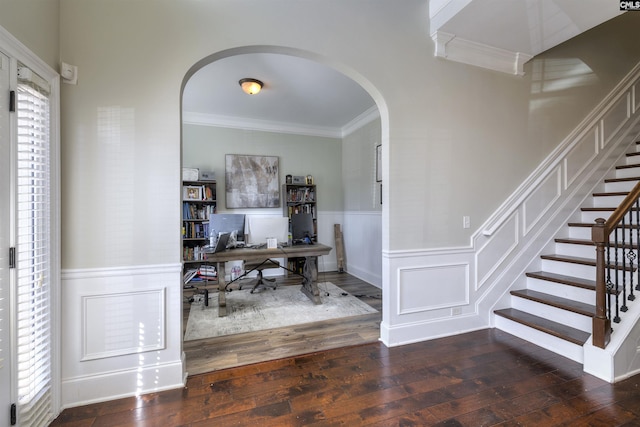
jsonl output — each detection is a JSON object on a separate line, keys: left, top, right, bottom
{"left": 50, "top": 328, "right": 640, "bottom": 426}
{"left": 183, "top": 271, "right": 382, "bottom": 375}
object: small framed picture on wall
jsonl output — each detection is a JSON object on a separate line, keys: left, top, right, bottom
{"left": 376, "top": 144, "right": 382, "bottom": 182}
{"left": 183, "top": 185, "right": 202, "bottom": 201}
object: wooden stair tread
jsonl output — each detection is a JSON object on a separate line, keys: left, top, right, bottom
{"left": 541, "top": 253, "right": 636, "bottom": 271}
{"left": 616, "top": 164, "right": 640, "bottom": 170}
{"left": 554, "top": 238, "right": 639, "bottom": 250}
{"left": 580, "top": 207, "right": 640, "bottom": 212}
{"left": 510, "top": 289, "right": 595, "bottom": 316}
{"left": 526, "top": 271, "right": 596, "bottom": 290}
{"left": 592, "top": 191, "right": 629, "bottom": 197}
{"left": 605, "top": 176, "right": 640, "bottom": 183}
{"left": 555, "top": 238, "right": 594, "bottom": 246}
{"left": 494, "top": 308, "right": 590, "bottom": 346}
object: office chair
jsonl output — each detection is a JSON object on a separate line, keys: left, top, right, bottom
{"left": 239, "top": 259, "right": 280, "bottom": 293}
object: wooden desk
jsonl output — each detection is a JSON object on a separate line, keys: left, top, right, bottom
{"left": 206, "top": 243, "right": 332, "bottom": 316}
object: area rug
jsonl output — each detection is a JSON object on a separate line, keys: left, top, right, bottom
{"left": 184, "top": 282, "right": 378, "bottom": 341}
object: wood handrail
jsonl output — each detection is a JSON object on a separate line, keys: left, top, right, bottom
{"left": 603, "top": 181, "right": 640, "bottom": 234}
{"left": 592, "top": 180, "right": 640, "bottom": 348}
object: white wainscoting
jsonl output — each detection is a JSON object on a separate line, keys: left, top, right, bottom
{"left": 60, "top": 264, "right": 184, "bottom": 408}
{"left": 381, "top": 62, "right": 640, "bottom": 356}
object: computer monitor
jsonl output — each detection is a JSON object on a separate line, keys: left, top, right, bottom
{"left": 245, "top": 216, "right": 289, "bottom": 247}
{"left": 291, "top": 213, "right": 315, "bottom": 242}
{"left": 209, "top": 214, "right": 246, "bottom": 242}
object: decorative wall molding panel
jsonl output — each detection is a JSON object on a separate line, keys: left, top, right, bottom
{"left": 81, "top": 289, "right": 166, "bottom": 361}
{"left": 60, "top": 264, "right": 183, "bottom": 408}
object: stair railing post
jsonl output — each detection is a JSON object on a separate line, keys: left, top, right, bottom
{"left": 592, "top": 217, "right": 611, "bottom": 348}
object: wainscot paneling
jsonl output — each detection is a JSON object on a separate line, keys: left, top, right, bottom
{"left": 522, "top": 167, "right": 561, "bottom": 236}
{"left": 476, "top": 212, "right": 518, "bottom": 290}
{"left": 602, "top": 93, "right": 630, "bottom": 148}
{"left": 564, "top": 128, "right": 598, "bottom": 189}
{"left": 81, "top": 289, "right": 165, "bottom": 361}
{"left": 397, "top": 263, "right": 468, "bottom": 314}
{"left": 60, "top": 264, "right": 184, "bottom": 409}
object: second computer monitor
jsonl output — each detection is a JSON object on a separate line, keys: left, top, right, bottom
{"left": 291, "top": 212, "right": 315, "bottom": 242}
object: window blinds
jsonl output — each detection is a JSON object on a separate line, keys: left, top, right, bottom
{"left": 15, "top": 65, "right": 52, "bottom": 427}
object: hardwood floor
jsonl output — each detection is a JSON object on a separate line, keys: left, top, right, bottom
{"left": 183, "top": 271, "right": 382, "bottom": 375}
{"left": 50, "top": 328, "right": 640, "bottom": 426}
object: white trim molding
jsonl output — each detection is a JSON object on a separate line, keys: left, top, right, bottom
{"left": 431, "top": 30, "right": 533, "bottom": 76}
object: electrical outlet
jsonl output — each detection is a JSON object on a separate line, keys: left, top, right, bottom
{"left": 452, "top": 307, "right": 462, "bottom": 316}
{"left": 463, "top": 216, "right": 470, "bottom": 229}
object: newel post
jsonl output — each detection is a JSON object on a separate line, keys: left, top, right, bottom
{"left": 592, "top": 218, "right": 611, "bottom": 348}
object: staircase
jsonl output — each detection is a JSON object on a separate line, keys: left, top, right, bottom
{"left": 494, "top": 142, "right": 640, "bottom": 363}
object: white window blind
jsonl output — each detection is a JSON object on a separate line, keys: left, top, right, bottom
{"left": 15, "top": 65, "right": 52, "bottom": 427}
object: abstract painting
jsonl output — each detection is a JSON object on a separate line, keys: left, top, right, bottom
{"left": 225, "top": 154, "right": 280, "bottom": 208}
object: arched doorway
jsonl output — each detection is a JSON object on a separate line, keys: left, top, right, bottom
{"left": 180, "top": 47, "right": 384, "bottom": 374}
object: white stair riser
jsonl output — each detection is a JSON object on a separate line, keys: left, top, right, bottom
{"left": 526, "top": 278, "right": 595, "bottom": 305}
{"left": 554, "top": 242, "right": 639, "bottom": 262}
{"left": 605, "top": 180, "right": 637, "bottom": 193}
{"left": 494, "top": 316, "right": 584, "bottom": 363}
{"left": 581, "top": 211, "right": 611, "bottom": 223}
{"left": 568, "top": 227, "right": 592, "bottom": 240}
{"left": 542, "top": 259, "right": 636, "bottom": 284}
{"left": 625, "top": 156, "right": 640, "bottom": 165}
{"left": 555, "top": 242, "right": 596, "bottom": 258}
{"left": 511, "top": 297, "right": 592, "bottom": 331}
{"left": 593, "top": 195, "right": 627, "bottom": 207}
{"left": 541, "top": 259, "right": 596, "bottom": 280}
{"left": 614, "top": 167, "right": 640, "bottom": 179}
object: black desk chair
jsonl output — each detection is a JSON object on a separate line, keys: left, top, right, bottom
{"left": 239, "top": 259, "right": 281, "bottom": 293}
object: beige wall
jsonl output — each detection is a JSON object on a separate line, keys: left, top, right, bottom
{"left": 53, "top": 1, "right": 640, "bottom": 270}
{"left": 182, "top": 124, "right": 343, "bottom": 211}
{"left": 0, "top": 0, "right": 59, "bottom": 70}
{"left": 343, "top": 117, "right": 382, "bottom": 212}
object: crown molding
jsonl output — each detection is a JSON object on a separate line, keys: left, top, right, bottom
{"left": 183, "top": 106, "right": 380, "bottom": 139}
{"left": 341, "top": 106, "right": 380, "bottom": 137}
{"left": 431, "top": 30, "right": 532, "bottom": 76}
{"left": 182, "top": 112, "right": 342, "bottom": 138}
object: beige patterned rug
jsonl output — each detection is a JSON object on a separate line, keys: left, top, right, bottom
{"left": 184, "top": 282, "right": 378, "bottom": 341}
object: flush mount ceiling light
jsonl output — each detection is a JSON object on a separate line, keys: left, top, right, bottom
{"left": 239, "top": 78, "right": 263, "bottom": 95}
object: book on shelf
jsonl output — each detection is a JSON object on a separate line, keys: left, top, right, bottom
{"left": 183, "top": 268, "right": 198, "bottom": 285}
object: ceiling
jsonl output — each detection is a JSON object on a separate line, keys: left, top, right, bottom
{"left": 182, "top": 2, "right": 623, "bottom": 137}
{"left": 182, "top": 53, "right": 377, "bottom": 138}
{"left": 430, "top": 0, "right": 623, "bottom": 75}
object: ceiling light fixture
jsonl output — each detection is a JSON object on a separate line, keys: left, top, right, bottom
{"left": 239, "top": 78, "right": 263, "bottom": 95}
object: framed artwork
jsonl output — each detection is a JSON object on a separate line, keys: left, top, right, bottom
{"left": 183, "top": 185, "right": 202, "bottom": 201}
{"left": 376, "top": 144, "right": 382, "bottom": 182}
{"left": 225, "top": 154, "right": 280, "bottom": 208}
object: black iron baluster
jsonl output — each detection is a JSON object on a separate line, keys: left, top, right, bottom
{"left": 614, "top": 224, "right": 621, "bottom": 323}
{"left": 622, "top": 214, "right": 629, "bottom": 312}
{"left": 606, "top": 237, "right": 613, "bottom": 324}
{"left": 628, "top": 208, "right": 636, "bottom": 302}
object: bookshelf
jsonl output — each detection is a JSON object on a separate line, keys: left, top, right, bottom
{"left": 182, "top": 180, "right": 217, "bottom": 286}
{"left": 283, "top": 183, "right": 317, "bottom": 274}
